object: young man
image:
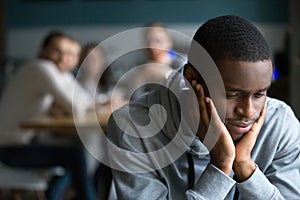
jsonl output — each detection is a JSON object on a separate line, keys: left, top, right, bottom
{"left": 107, "top": 15, "right": 300, "bottom": 199}
{"left": 0, "top": 31, "right": 97, "bottom": 200}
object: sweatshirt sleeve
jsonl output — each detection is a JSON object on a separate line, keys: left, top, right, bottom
{"left": 236, "top": 166, "right": 286, "bottom": 199}
{"left": 186, "top": 164, "right": 235, "bottom": 200}
{"left": 36, "top": 60, "right": 92, "bottom": 115}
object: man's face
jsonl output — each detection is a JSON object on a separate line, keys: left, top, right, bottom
{"left": 218, "top": 59, "right": 273, "bottom": 142}
{"left": 145, "top": 28, "right": 172, "bottom": 61}
{"left": 40, "top": 37, "right": 81, "bottom": 72}
{"left": 65, "top": 40, "right": 81, "bottom": 72}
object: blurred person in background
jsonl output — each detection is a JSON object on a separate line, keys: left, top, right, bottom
{"left": 131, "top": 22, "right": 186, "bottom": 100}
{"left": 77, "top": 42, "right": 127, "bottom": 110}
{"left": 0, "top": 31, "right": 97, "bottom": 200}
{"left": 77, "top": 42, "right": 128, "bottom": 199}
{"left": 144, "top": 22, "right": 183, "bottom": 69}
{"left": 77, "top": 42, "right": 113, "bottom": 104}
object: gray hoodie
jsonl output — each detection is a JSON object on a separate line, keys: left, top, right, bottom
{"left": 108, "top": 70, "right": 300, "bottom": 200}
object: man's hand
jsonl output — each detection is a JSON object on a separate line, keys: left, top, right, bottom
{"left": 192, "top": 81, "right": 235, "bottom": 175}
{"left": 233, "top": 103, "right": 267, "bottom": 181}
{"left": 48, "top": 101, "right": 68, "bottom": 117}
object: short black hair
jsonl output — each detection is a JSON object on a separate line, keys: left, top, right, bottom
{"left": 190, "top": 15, "right": 272, "bottom": 63}
{"left": 40, "top": 30, "right": 72, "bottom": 48}
{"left": 79, "top": 42, "right": 101, "bottom": 66}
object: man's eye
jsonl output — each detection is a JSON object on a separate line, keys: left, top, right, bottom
{"left": 226, "top": 93, "right": 239, "bottom": 98}
{"left": 254, "top": 93, "right": 265, "bottom": 98}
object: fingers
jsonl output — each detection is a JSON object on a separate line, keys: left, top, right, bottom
{"left": 237, "top": 101, "right": 267, "bottom": 153}
{"left": 190, "top": 80, "right": 229, "bottom": 143}
{"left": 192, "top": 80, "right": 210, "bottom": 127}
{"left": 247, "top": 101, "right": 267, "bottom": 138}
{"left": 260, "top": 101, "right": 267, "bottom": 119}
{"left": 48, "top": 102, "right": 68, "bottom": 117}
{"left": 191, "top": 81, "right": 228, "bottom": 143}
{"left": 205, "top": 97, "right": 227, "bottom": 132}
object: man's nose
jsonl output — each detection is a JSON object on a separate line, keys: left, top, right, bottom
{"left": 236, "top": 97, "right": 256, "bottom": 119}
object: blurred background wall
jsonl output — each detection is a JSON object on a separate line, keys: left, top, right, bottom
{"left": 3, "top": 0, "right": 288, "bottom": 59}
{"left": 1, "top": 0, "right": 300, "bottom": 118}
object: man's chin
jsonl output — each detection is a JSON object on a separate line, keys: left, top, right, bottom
{"left": 231, "top": 133, "right": 244, "bottom": 143}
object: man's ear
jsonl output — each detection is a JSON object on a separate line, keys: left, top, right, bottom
{"left": 183, "top": 63, "right": 204, "bottom": 84}
{"left": 183, "top": 63, "right": 210, "bottom": 97}
{"left": 183, "top": 63, "right": 195, "bottom": 83}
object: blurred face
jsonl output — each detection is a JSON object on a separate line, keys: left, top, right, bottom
{"left": 219, "top": 59, "right": 273, "bottom": 141}
{"left": 66, "top": 40, "right": 81, "bottom": 72}
{"left": 145, "top": 27, "right": 172, "bottom": 61}
{"left": 82, "top": 48, "right": 105, "bottom": 78}
{"left": 40, "top": 37, "right": 81, "bottom": 72}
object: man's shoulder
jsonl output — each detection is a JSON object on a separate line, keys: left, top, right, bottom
{"left": 109, "top": 96, "right": 152, "bottom": 126}
{"left": 108, "top": 91, "right": 164, "bottom": 138}
{"left": 34, "top": 58, "right": 56, "bottom": 70}
{"left": 265, "top": 97, "right": 299, "bottom": 132}
{"left": 266, "top": 97, "right": 294, "bottom": 116}
{"left": 23, "top": 58, "right": 53, "bottom": 67}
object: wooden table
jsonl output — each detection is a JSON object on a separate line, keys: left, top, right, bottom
{"left": 20, "top": 110, "right": 111, "bottom": 133}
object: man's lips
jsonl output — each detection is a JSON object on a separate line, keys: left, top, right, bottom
{"left": 225, "top": 121, "right": 253, "bottom": 135}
